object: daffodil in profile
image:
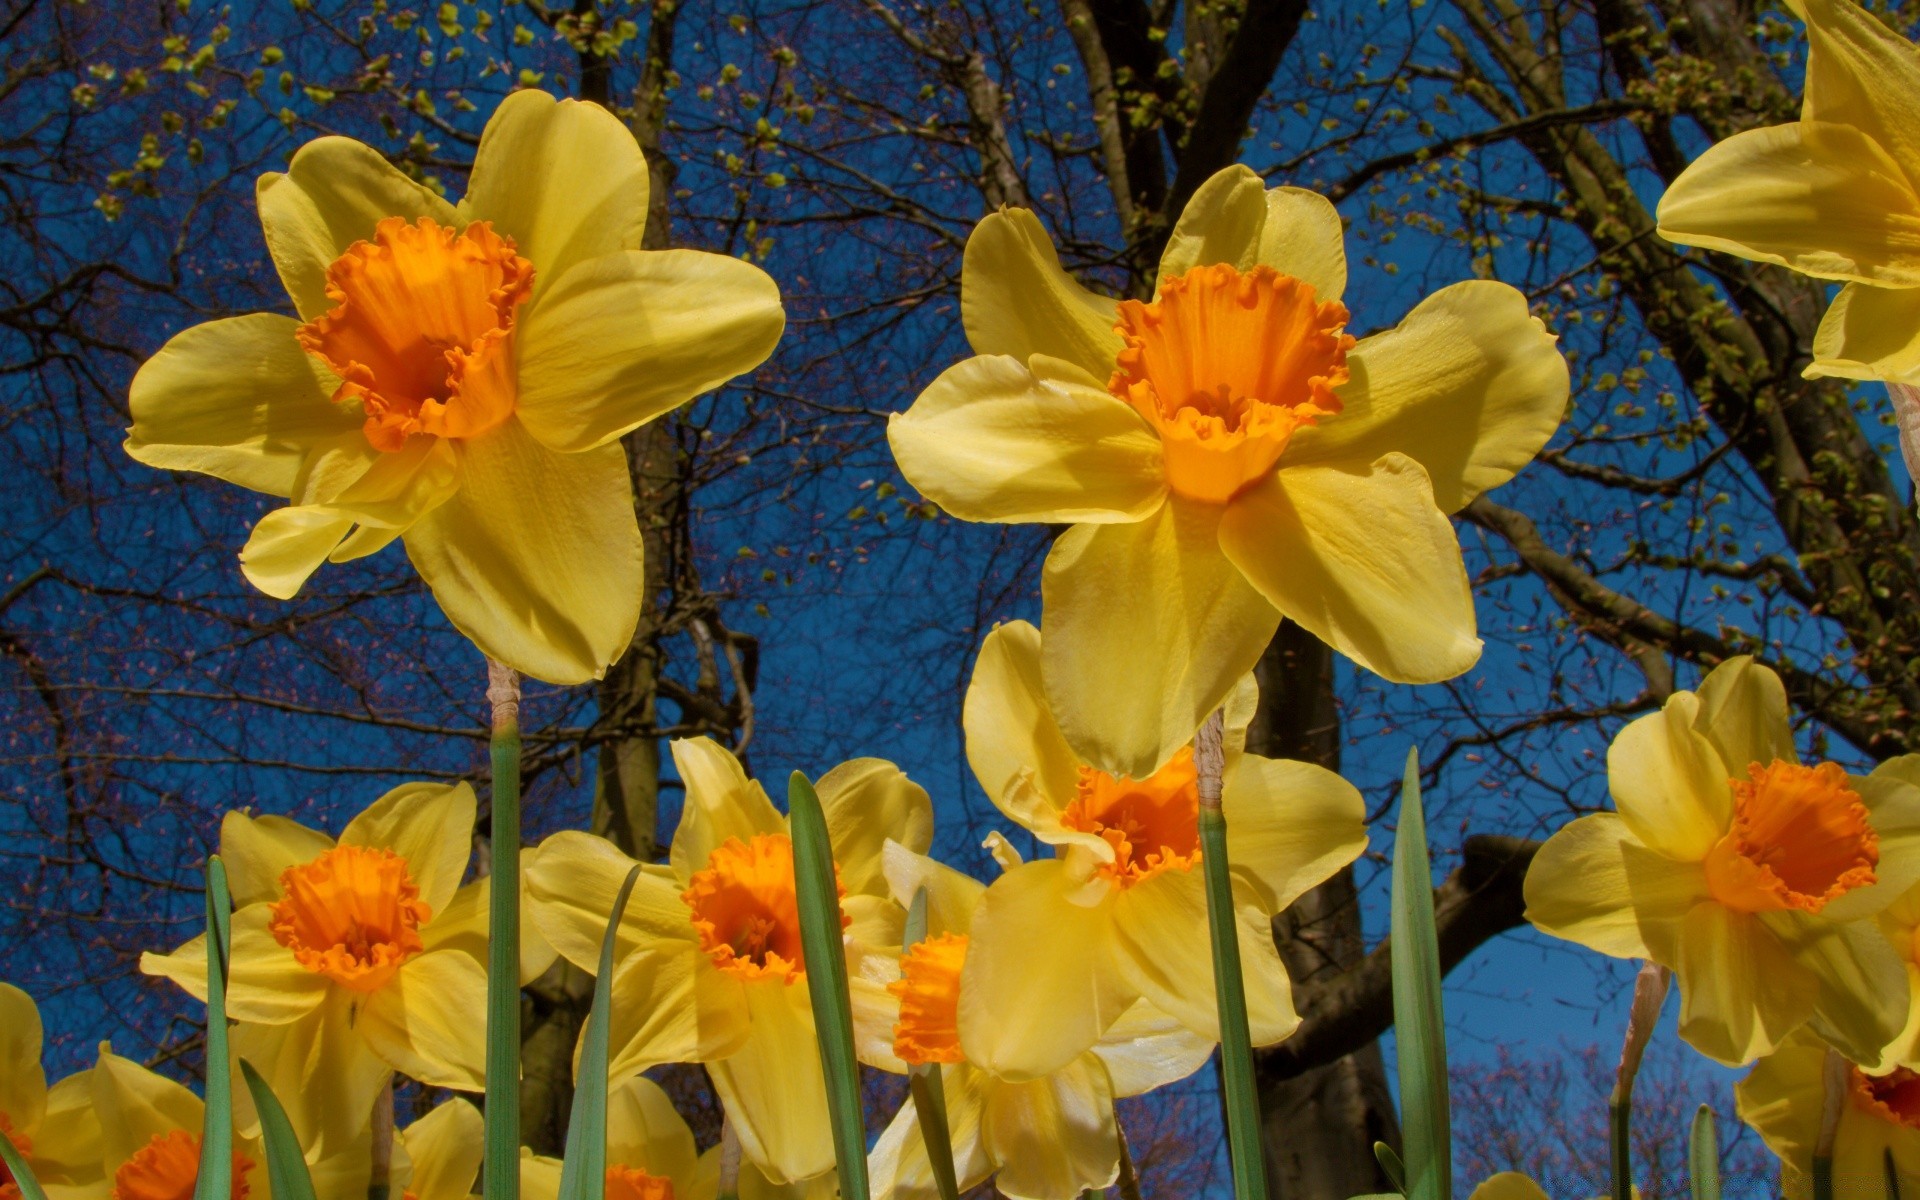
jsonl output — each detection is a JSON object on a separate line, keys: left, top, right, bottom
{"left": 526, "top": 738, "right": 930, "bottom": 1185}
{"left": 520, "top": 1076, "right": 715, "bottom": 1200}
{"left": 141, "top": 781, "right": 553, "bottom": 1152}
{"left": 1738, "top": 1029, "right": 1920, "bottom": 1198}
{"left": 0, "top": 984, "right": 101, "bottom": 1200}
{"left": 124, "top": 89, "right": 785, "bottom": 684}
{"left": 889, "top": 165, "right": 1568, "bottom": 775}
{"left": 1657, "top": 0, "right": 1920, "bottom": 383}
{"left": 946, "top": 620, "right": 1367, "bottom": 1078}
{"left": 853, "top": 845, "right": 1212, "bottom": 1200}
{"left": 1525, "top": 657, "right": 1920, "bottom": 1067}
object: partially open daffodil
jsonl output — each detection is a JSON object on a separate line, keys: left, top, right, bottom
{"left": 526, "top": 738, "right": 929, "bottom": 1185}
{"left": 141, "top": 782, "right": 554, "bottom": 1152}
{"left": 889, "top": 164, "right": 1567, "bottom": 775}
{"left": 854, "top": 844, "right": 1212, "bottom": 1200}
{"left": 520, "top": 1076, "right": 714, "bottom": 1200}
{"left": 946, "top": 620, "right": 1367, "bottom": 1078}
{"left": 1657, "top": 0, "right": 1920, "bottom": 383}
{"left": 1526, "top": 656, "right": 1920, "bottom": 1067}
{"left": 0, "top": 984, "right": 100, "bottom": 1200}
{"left": 124, "top": 89, "right": 785, "bottom": 684}
{"left": 1738, "top": 1029, "right": 1920, "bottom": 1198}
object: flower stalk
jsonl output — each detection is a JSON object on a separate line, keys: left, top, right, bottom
{"left": 1814, "top": 1046, "right": 1847, "bottom": 1200}
{"left": 486, "top": 659, "right": 522, "bottom": 1200}
{"left": 1609, "top": 960, "right": 1672, "bottom": 1200}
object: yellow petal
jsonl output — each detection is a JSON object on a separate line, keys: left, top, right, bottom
{"left": 848, "top": 970, "right": 905, "bottom": 1073}
{"left": 257, "top": 136, "right": 456, "bottom": 320}
{"left": 960, "top": 209, "right": 1121, "bottom": 377}
{"left": 125, "top": 314, "right": 360, "bottom": 497}
{"left": 339, "top": 781, "right": 475, "bottom": 915}
{"left": 421, "top": 875, "right": 560, "bottom": 986}
{"left": 1797, "top": 0, "right": 1920, "bottom": 196}
{"left": 240, "top": 507, "right": 357, "bottom": 599}
{"left": 708, "top": 980, "right": 835, "bottom": 1184}
{"left": 223, "top": 904, "right": 331, "bottom": 1024}
{"left": 1221, "top": 754, "right": 1368, "bottom": 913}
{"left": 228, "top": 1001, "right": 391, "bottom": 1156}
{"left": 888, "top": 355, "right": 1167, "bottom": 525}
{"left": 403, "top": 418, "right": 641, "bottom": 685}
{"left": 1220, "top": 455, "right": 1478, "bottom": 685}
{"left": 1155, "top": 165, "right": 1267, "bottom": 286}
{"left": 220, "top": 811, "right": 333, "bottom": 907}
{"left": 1523, "top": 815, "right": 1708, "bottom": 962}
{"left": 603, "top": 946, "right": 752, "bottom": 1078}
{"left": 519, "top": 1152, "right": 564, "bottom": 1200}
{"left": 958, "top": 860, "right": 1132, "bottom": 1081}
{"left": 880, "top": 842, "right": 986, "bottom": 938}
{"left": 1257, "top": 186, "right": 1348, "bottom": 302}
{"left": 668, "top": 737, "right": 785, "bottom": 881}
{"left": 0, "top": 985, "right": 45, "bottom": 1135}
{"left": 1657, "top": 122, "right": 1920, "bottom": 285}
{"left": 524, "top": 832, "right": 694, "bottom": 969}
{"left": 1469, "top": 1174, "right": 1552, "bottom": 1200}
{"left": 138, "top": 934, "right": 210, "bottom": 1004}
{"left": 1824, "top": 772, "right": 1920, "bottom": 920}
{"left": 1733, "top": 1028, "right": 1843, "bottom": 1181}
{"left": 461, "top": 91, "right": 649, "bottom": 301}
{"left": 738, "top": 1165, "right": 838, "bottom": 1200}
{"left": 979, "top": 1055, "right": 1119, "bottom": 1200}
{"left": 1808, "top": 281, "right": 1920, "bottom": 383}
{"left": 1673, "top": 901, "right": 1816, "bottom": 1066}
{"left": 357, "top": 949, "right": 488, "bottom": 1090}
{"left": 1769, "top": 909, "right": 1911, "bottom": 1068}
{"left": 963, "top": 621, "right": 1085, "bottom": 819}
{"left": 868, "top": 1063, "right": 993, "bottom": 1200}
{"left": 517, "top": 249, "right": 784, "bottom": 453}
{"left": 90, "top": 1047, "right": 202, "bottom": 1167}
{"left": 1043, "top": 497, "right": 1280, "bottom": 779}
{"left": 1109, "top": 869, "right": 1298, "bottom": 1046}
{"left": 1089, "top": 1000, "right": 1213, "bottom": 1098}
{"left": 31, "top": 1073, "right": 102, "bottom": 1186}
{"left": 817, "top": 758, "right": 932, "bottom": 896}
{"left": 1286, "top": 280, "right": 1567, "bottom": 513}
{"left": 1607, "top": 693, "right": 1733, "bottom": 862}
{"left": 605, "top": 1075, "right": 699, "bottom": 1187}
{"left": 396, "top": 1099, "right": 484, "bottom": 1200}
{"left": 1691, "top": 657, "right": 1795, "bottom": 778}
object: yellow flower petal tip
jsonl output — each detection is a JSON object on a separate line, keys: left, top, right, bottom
{"left": 123, "top": 89, "right": 786, "bottom": 684}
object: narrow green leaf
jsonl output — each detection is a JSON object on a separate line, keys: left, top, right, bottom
{"left": 901, "top": 888, "right": 960, "bottom": 1200}
{"left": 1198, "top": 803, "right": 1267, "bottom": 1200}
{"left": 0, "top": 1117, "right": 48, "bottom": 1200}
{"left": 788, "top": 771, "right": 870, "bottom": 1200}
{"left": 557, "top": 865, "right": 644, "bottom": 1200}
{"left": 485, "top": 676, "right": 523, "bottom": 1200}
{"left": 196, "top": 856, "right": 234, "bottom": 1200}
{"left": 240, "top": 1060, "right": 317, "bottom": 1200}
{"left": 1688, "top": 1105, "right": 1719, "bottom": 1200}
{"left": 1391, "top": 748, "right": 1450, "bottom": 1200}
{"left": 1374, "top": 1141, "right": 1407, "bottom": 1194}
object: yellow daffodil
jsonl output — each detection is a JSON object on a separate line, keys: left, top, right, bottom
{"left": 1468, "top": 1176, "right": 1551, "bottom": 1200}
{"left": 888, "top": 165, "right": 1568, "bottom": 775}
{"left": 124, "top": 90, "right": 785, "bottom": 684}
{"left": 141, "top": 781, "right": 555, "bottom": 1152}
{"left": 0, "top": 985, "right": 101, "bottom": 1200}
{"left": 946, "top": 620, "right": 1367, "bottom": 1078}
{"left": 1525, "top": 657, "right": 1920, "bottom": 1067}
{"left": 67, "top": 1047, "right": 265, "bottom": 1200}
{"left": 1657, "top": 0, "right": 1920, "bottom": 383}
{"left": 520, "top": 1076, "right": 715, "bottom": 1200}
{"left": 393, "top": 1099, "right": 483, "bottom": 1200}
{"left": 853, "top": 844, "right": 1212, "bottom": 1200}
{"left": 526, "top": 738, "right": 929, "bottom": 1185}
{"left": 1738, "top": 1029, "right": 1920, "bottom": 1198}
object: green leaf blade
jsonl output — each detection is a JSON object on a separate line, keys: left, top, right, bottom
{"left": 239, "top": 1060, "right": 317, "bottom": 1200}
{"left": 557, "top": 865, "right": 644, "bottom": 1200}
{"left": 195, "top": 856, "right": 234, "bottom": 1200}
{"left": 1689, "top": 1105, "right": 1719, "bottom": 1200}
{"left": 1391, "top": 749, "right": 1450, "bottom": 1200}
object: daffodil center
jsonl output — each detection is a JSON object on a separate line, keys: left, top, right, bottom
{"left": 297, "top": 215, "right": 533, "bottom": 453}
{"left": 268, "top": 844, "right": 431, "bottom": 993}
{"left": 1854, "top": 1066, "right": 1920, "bottom": 1130}
{"left": 681, "top": 834, "right": 844, "bottom": 984}
{"left": 1702, "top": 760, "right": 1878, "bottom": 914}
{"left": 890, "top": 932, "right": 968, "bottom": 1066}
{"left": 605, "top": 1165, "right": 675, "bottom": 1200}
{"left": 111, "top": 1132, "right": 252, "bottom": 1200}
{"left": 1110, "top": 263, "right": 1353, "bottom": 505}
{"left": 1061, "top": 747, "right": 1203, "bottom": 888}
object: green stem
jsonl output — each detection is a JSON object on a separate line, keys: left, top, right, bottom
{"left": 1813, "top": 1046, "right": 1846, "bottom": 1200}
{"left": 485, "top": 662, "right": 522, "bottom": 1200}
{"left": 1609, "top": 1099, "right": 1631, "bottom": 1200}
{"left": 1610, "top": 961, "right": 1671, "bottom": 1200}
{"left": 1195, "top": 711, "right": 1267, "bottom": 1200}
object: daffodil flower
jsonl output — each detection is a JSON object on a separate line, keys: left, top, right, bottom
{"left": 0, "top": 984, "right": 101, "bottom": 1200}
{"left": 1468, "top": 1176, "right": 1552, "bottom": 1200}
{"left": 142, "top": 782, "right": 554, "bottom": 1152}
{"left": 520, "top": 1076, "right": 715, "bottom": 1200}
{"left": 946, "top": 620, "right": 1367, "bottom": 1078}
{"left": 1657, "top": 0, "right": 1920, "bottom": 383}
{"left": 889, "top": 165, "right": 1568, "bottom": 775}
{"left": 124, "top": 90, "right": 785, "bottom": 684}
{"left": 1738, "top": 1030, "right": 1920, "bottom": 1198}
{"left": 393, "top": 1099, "right": 483, "bottom": 1200}
{"left": 525, "top": 738, "right": 930, "bottom": 1185}
{"left": 1525, "top": 656, "right": 1920, "bottom": 1067}
{"left": 852, "top": 844, "right": 1213, "bottom": 1200}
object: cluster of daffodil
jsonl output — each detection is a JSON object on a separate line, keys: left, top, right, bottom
{"left": 57, "top": 2, "right": 1920, "bottom": 1196}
